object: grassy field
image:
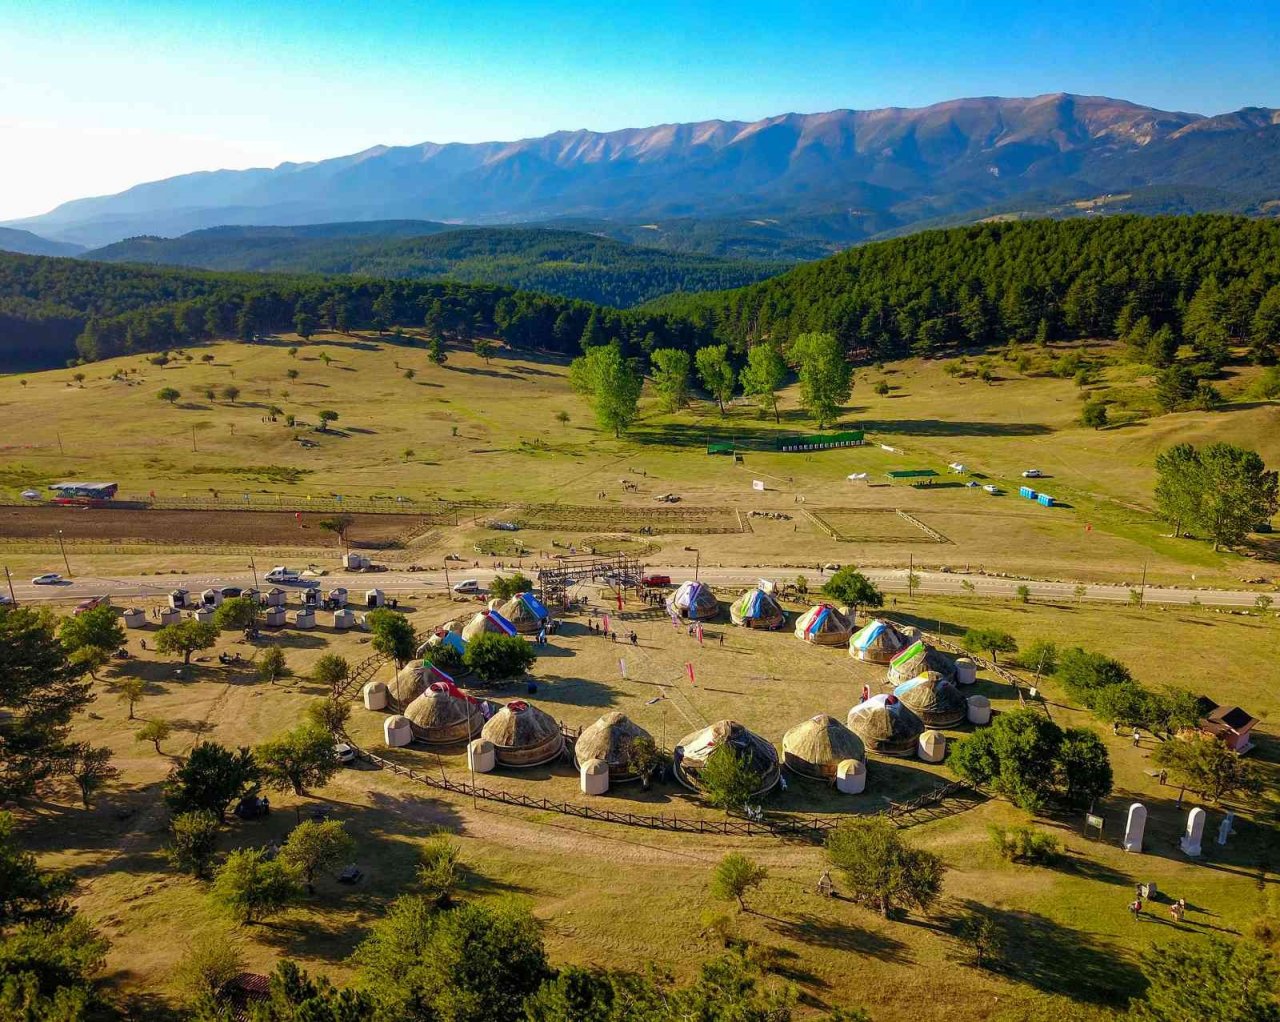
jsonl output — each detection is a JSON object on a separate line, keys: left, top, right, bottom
{"left": 18, "top": 583, "right": 1278, "bottom": 1018}
{"left": 2, "top": 334, "right": 1279, "bottom": 585}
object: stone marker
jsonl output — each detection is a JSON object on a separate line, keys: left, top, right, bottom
{"left": 1123, "top": 802, "right": 1147, "bottom": 853}
{"left": 1180, "top": 806, "right": 1205, "bottom": 857}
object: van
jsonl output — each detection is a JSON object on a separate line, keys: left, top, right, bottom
{"left": 452, "top": 579, "right": 481, "bottom": 594}
{"left": 265, "top": 566, "right": 301, "bottom": 583}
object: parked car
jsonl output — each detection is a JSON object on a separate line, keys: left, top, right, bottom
{"left": 265, "top": 566, "right": 302, "bottom": 583}
{"left": 0, "top": 594, "right": 11, "bottom": 605}
{"left": 219, "top": 586, "right": 244, "bottom": 598}
{"left": 452, "top": 579, "right": 481, "bottom": 594}
{"left": 31, "top": 573, "right": 64, "bottom": 585}
{"left": 1021, "top": 469, "right": 1043, "bottom": 478}
{"left": 74, "top": 595, "right": 110, "bottom": 615}
{"left": 334, "top": 742, "right": 356, "bottom": 764}
{"left": 641, "top": 574, "right": 671, "bottom": 587}
{"left": 982, "top": 484, "right": 1001, "bottom": 495}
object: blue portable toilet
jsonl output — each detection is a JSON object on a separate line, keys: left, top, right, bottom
{"left": 1037, "top": 493, "right": 1055, "bottom": 507}
{"left": 1019, "top": 486, "right": 1037, "bottom": 500}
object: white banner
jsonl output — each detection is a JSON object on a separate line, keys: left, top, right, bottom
{"left": 752, "top": 480, "right": 765, "bottom": 491}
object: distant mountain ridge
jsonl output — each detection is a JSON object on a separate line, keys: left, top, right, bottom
{"left": 0, "top": 226, "right": 85, "bottom": 257}
{"left": 8, "top": 93, "right": 1280, "bottom": 250}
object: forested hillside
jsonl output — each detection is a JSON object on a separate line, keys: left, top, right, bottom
{"left": 651, "top": 215, "right": 1280, "bottom": 362}
{"left": 87, "top": 227, "right": 784, "bottom": 307}
{"left": 0, "top": 252, "right": 708, "bottom": 370}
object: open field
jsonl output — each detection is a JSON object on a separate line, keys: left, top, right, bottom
{"left": 3, "top": 335, "right": 1280, "bottom": 587}
{"left": 16, "top": 584, "right": 1279, "bottom": 1018}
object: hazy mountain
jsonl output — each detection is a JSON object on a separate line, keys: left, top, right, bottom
{"left": 0, "top": 226, "right": 85, "bottom": 257}
{"left": 85, "top": 225, "right": 786, "bottom": 307}
{"left": 10, "top": 94, "right": 1280, "bottom": 250}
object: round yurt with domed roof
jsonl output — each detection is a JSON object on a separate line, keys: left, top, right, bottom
{"left": 729, "top": 587, "right": 786, "bottom": 630}
{"left": 386, "top": 661, "right": 429, "bottom": 711}
{"left": 461, "top": 608, "right": 518, "bottom": 643}
{"left": 674, "top": 720, "right": 780, "bottom": 795}
{"left": 782, "top": 714, "right": 865, "bottom": 779}
{"left": 887, "top": 638, "right": 957, "bottom": 685}
{"left": 850, "top": 618, "right": 909, "bottom": 664}
{"left": 666, "top": 580, "right": 719, "bottom": 620}
{"left": 572, "top": 711, "right": 653, "bottom": 780}
{"left": 847, "top": 693, "right": 925, "bottom": 757}
{"left": 403, "top": 679, "right": 486, "bottom": 745}
{"left": 793, "top": 603, "right": 854, "bottom": 646}
{"left": 498, "top": 591, "right": 550, "bottom": 635}
{"left": 480, "top": 700, "right": 565, "bottom": 768}
{"left": 893, "top": 671, "right": 967, "bottom": 728}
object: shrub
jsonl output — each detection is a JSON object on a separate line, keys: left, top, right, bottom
{"left": 989, "top": 824, "right": 1062, "bottom": 865}
{"left": 464, "top": 632, "right": 536, "bottom": 682}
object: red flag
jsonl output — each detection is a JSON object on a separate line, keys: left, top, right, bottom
{"left": 685, "top": 662, "right": 695, "bottom": 686}
{"left": 602, "top": 614, "right": 611, "bottom": 633}
{"left": 696, "top": 622, "right": 704, "bottom": 646}
{"left": 1085, "top": 523, "right": 1093, "bottom": 532}
{"left": 616, "top": 591, "right": 623, "bottom": 612}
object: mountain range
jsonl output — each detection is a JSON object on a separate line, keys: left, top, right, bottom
{"left": 5, "top": 93, "right": 1280, "bottom": 254}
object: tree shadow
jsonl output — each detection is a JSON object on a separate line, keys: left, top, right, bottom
{"left": 766, "top": 911, "right": 912, "bottom": 964}
{"left": 531, "top": 675, "right": 620, "bottom": 709}
{"left": 950, "top": 899, "right": 1143, "bottom": 1005}
{"left": 852, "top": 419, "right": 1054, "bottom": 437}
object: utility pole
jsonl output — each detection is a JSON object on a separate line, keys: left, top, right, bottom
{"left": 56, "top": 530, "right": 71, "bottom": 577}
{"left": 1139, "top": 561, "right": 1148, "bottom": 607}
{"left": 56, "top": 432, "right": 64, "bottom": 455}
{"left": 694, "top": 549, "right": 701, "bottom": 582}
{"left": 443, "top": 560, "right": 451, "bottom": 595}
{"left": 191, "top": 425, "right": 197, "bottom": 453}
{"left": 248, "top": 555, "right": 260, "bottom": 591}
{"left": 3, "top": 566, "right": 16, "bottom": 606}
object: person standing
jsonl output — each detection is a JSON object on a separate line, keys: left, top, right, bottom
{"left": 1130, "top": 897, "right": 1144, "bottom": 920}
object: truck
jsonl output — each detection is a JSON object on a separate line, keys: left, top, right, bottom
{"left": 265, "top": 566, "right": 302, "bottom": 584}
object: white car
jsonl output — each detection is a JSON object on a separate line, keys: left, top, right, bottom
{"left": 1021, "top": 469, "right": 1043, "bottom": 478}
{"left": 334, "top": 742, "right": 356, "bottom": 764}
{"left": 982, "top": 484, "right": 1001, "bottom": 495}
{"left": 452, "top": 579, "right": 481, "bottom": 594}
{"left": 32, "top": 573, "right": 64, "bottom": 585}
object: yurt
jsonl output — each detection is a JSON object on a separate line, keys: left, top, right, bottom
{"left": 404, "top": 678, "right": 486, "bottom": 745}
{"left": 386, "top": 661, "right": 429, "bottom": 710}
{"left": 850, "top": 618, "right": 909, "bottom": 664}
{"left": 499, "top": 591, "right": 550, "bottom": 635}
{"left": 887, "top": 639, "right": 957, "bottom": 685}
{"left": 729, "top": 587, "right": 786, "bottom": 630}
{"left": 674, "top": 720, "right": 780, "bottom": 795}
{"left": 847, "top": 693, "right": 925, "bottom": 757}
{"left": 481, "top": 700, "right": 565, "bottom": 768}
{"left": 893, "top": 672, "right": 967, "bottom": 728}
{"left": 573, "top": 711, "right": 653, "bottom": 779}
{"left": 793, "top": 603, "right": 854, "bottom": 646}
{"left": 461, "top": 609, "right": 518, "bottom": 642}
{"left": 782, "top": 714, "right": 865, "bottom": 779}
{"left": 666, "top": 581, "right": 719, "bottom": 620}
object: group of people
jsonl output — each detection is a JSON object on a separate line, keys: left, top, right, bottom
{"left": 585, "top": 619, "right": 639, "bottom": 645}
{"left": 1129, "top": 888, "right": 1189, "bottom": 924}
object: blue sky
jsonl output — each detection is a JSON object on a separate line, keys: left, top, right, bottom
{"left": 2, "top": 0, "right": 1278, "bottom": 219}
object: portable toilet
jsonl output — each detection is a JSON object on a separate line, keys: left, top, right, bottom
{"left": 193, "top": 606, "right": 216, "bottom": 623}
{"left": 264, "top": 607, "right": 287, "bottom": 627}
{"left": 293, "top": 609, "right": 316, "bottom": 629}
{"left": 333, "top": 608, "right": 356, "bottom": 629}
{"left": 1019, "top": 486, "right": 1037, "bottom": 500}
{"left": 365, "top": 588, "right": 386, "bottom": 609}
{"left": 1037, "top": 493, "right": 1055, "bottom": 507}
{"left": 159, "top": 607, "right": 181, "bottom": 626}
{"left": 954, "top": 657, "right": 978, "bottom": 685}
{"left": 328, "top": 587, "right": 348, "bottom": 607}
{"left": 384, "top": 715, "right": 413, "bottom": 748}
{"left": 468, "top": 738, "right": 496, "bottom": 773}
{"left": 303, "top": 587, "right": 319, "bottom": 608}
{"left": 362, "top": 681, "right": 388, "bottom": 710}
{"left": 580, "top": 758, "right": 609, "bottom": 796}
{"left": 122, "top": 607, "right": 146, "bottom": 629}
{"left": 201, "top": 588, "right": 223, "bottom": 608}
{"left": 966, "top": 694, "right": 992, "bottom": 725}
{"left": 836, "top": 758, "right": 867, "bottom": 794}
{"left": 168, "top": 589, "right": 188, "bottom": 610}
{"left": 265, "top": 588, "right": 286, "bottom": 608}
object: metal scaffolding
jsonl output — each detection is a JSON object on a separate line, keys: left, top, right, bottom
{"left": 537, "top": 553, "right": 645, "bottom": 608}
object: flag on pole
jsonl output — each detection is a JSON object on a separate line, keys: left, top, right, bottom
{"left": 602, "top": 614, "right": 611, "bottom": 633}
{"left": 695, "top": 622, "right": 704, "bottom": 645}
{"left": 619, "top": 658, "right": 627, "bottom": 678}
{"left": 616, "top": 591, "right": 623, "bottom": 612}
{"left": 685, "top": 662, "right": 695, "bottom": 686}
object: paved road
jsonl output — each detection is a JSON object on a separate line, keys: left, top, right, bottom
{"left": 5, "top": 565, "right": 1268, "bottom": 609}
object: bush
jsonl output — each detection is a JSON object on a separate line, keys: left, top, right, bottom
{"left": 417, "top": 834, "right": 462, "bottom": 907}
{"left": 166, "top": 810, "right": 221, "bottom": 877}
{"left": 428, "top": 640, "right": 464, "bottom": 671}
{"left": 464, "top": 632, "right": 536, "bottom": 682}
{"left": 1055, "top": 647, "right": 1133, "bottom": 706}
{"left": 489, "top": 573, "right": 534, "bottom": 601}
{"left": 989, "top": 824, "right": 1062, "bottom": 865}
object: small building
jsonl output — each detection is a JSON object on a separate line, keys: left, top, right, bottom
{"left": 1198, "top": 698, "right": 1258, "bottom": 754}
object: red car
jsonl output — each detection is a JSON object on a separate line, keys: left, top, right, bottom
{"left": 74, "top": 595, "right": 110, "bottom": 615}
{"left": 641, "top": 574, "right": 671, "bottom": 587}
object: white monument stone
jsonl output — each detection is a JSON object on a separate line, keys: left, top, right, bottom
{"left": 1180, "top": 806, "right": 1206, "bottom": 857}
{"left": 1123, "top": 802, "right": 1147, "bottom": 853}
